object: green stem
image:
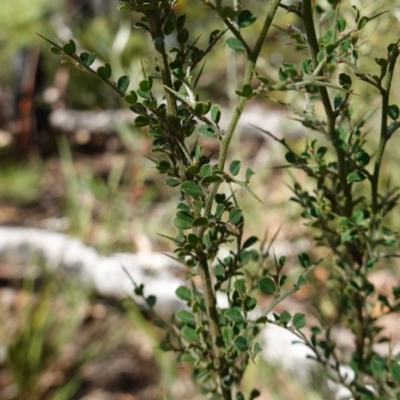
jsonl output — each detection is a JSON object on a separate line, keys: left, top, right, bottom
{"left": 198, "top": 254, "right": 231, "bottom": 400}
{"left": 302, "top": 0, "right": 352, "bottom": 217}
{"left": 201, "top": 0, "right": 282, "bottom": 231}
{"left": 371, "top": 43, "right": 400, "bottom": 216}
{"left": 146, "top": 12, "right": 179, "bottom": 119}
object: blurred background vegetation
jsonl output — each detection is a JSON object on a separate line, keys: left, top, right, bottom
{"left": 1, "top": 0, "right": 400, "bottom": 399}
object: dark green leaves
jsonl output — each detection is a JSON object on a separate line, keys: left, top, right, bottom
{"left": 391, "top": 363, "right": 400, "bottom": 383}
{"left": 97, "top": 63, "right": 112, "bottom": 80}
{"left": 292, "top": 313, "right": 306, "bottom": 329}
{"left": 225, "top": 37, "right": 245, "bottom": 52}
{"left": 238, "top": 10, "right": 257, "bottom": 28}
{"left": 174, "top": 211, "right": 194, "bottom": 230}
{"left": 194, "top": 101, "right": 211, "bottom": 116}
{"left": 229, "top": 160, "right": 241, "bottom": 176}
{"left": 198, "top": 125, "right": 217, "bottom": 137}
{"left": 181, "top": 326, "right": 198, "bottom": 341}
{"left": 211, "top": 105, "right": 221, "bottom": 124}
{"left": 50, "top": 47, "right": 62, "bottom": 55}
{"left": 62, "top": 39, "right": 76, "bottom": 55}
{"left": 297, "top": 253, "right": 310, "bottom": 268}
{"left": 258, "top": 277, "right": 276, "bottom": 294}
{"left": 339, "top": 73, "right": 352, "bottom": 90}
{"left": 336, "top": 18, "right": 346, "bottom": 32}
{"left": 225, "top": 307, "right": 244, "bottom": 323}
{"left": 301, "top": 58, "right": 313, "bottom": 75}
{"left": 117, "top": 75, "right": 130, "bottom": 93}
{"left": 229, "top": 208, "right": 242, "bottom": 225}
{"left": 176, "top": 309, "right": 195, "bottom": 324}
{"left": 139, "top": 79, "right": 152, "bottom": 92}
{"left": 175, "top": 286, "right": 191, "bottom": 301}
{"left": 388, "top": 104, "right": 399, "bottom": 120}
{"left": 236, "top": 84, "right": 253, "bottom": 97}
{"left": 234, "top": 336, "right": 248, "bottom": 351}
{"left": 125, "top": 90, "right": 137, "bottom": 104}
{"left": 243, "top": 236, "right": 258, "bottom": 249}
{"left": 245, "top": 168, "right": 255, "bottom": 182}
{"left": 347, "top": 171, "right": 366, "bottom": 183}
{"left": 181, "top": 181, "right": 203, "bottom": 197}
{"left": 79, "top": 51, "right": 95, "bottom": 66}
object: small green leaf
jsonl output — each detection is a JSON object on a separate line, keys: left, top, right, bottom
{"left": 163, "top": 19, "right": 175, "bottom": 35}
{"left": 229, "top": 160, "right": 241, "bottom": 176}
{"left": 237, "top": 84, "right": 253, "bottom": 97}
{"left": 194, "top": 101, "right": 211, "bottom": 115}
{"left": 134, "top": 115, "right": 150, "bottom": 127}
{"left": 297, "top": 253, "right": 310, "bottom": 268}
{"left": 352, "top": 5, "right": 360, "bottom": 21}
{"left": 175, "top": 286, "right": 191, "bottom": 301}
{"left": 339, "top": 73, "right": 352, "bottom": 89}
{"left": 198, "top": 124, "right": 217, "bottom": 137}
{"left": 187, "top": 234, "right": 199, "bottom": 246}
{"left": 341, "top": 229, "right": 357, "bottom": 243}
{"left": 117, "top": 75, "right": 130, "bottom": 93}
{"left": 336, "top": 18, "right": 346, "bottom": 32}
{"left": 176, "top": 309, "right": 195, "bottom": 324}
{"left": 225, "top": 307, "right": 244, "bottom": 323}
{"left": 316, "top": 147, "right": 327, "bottom": 159}
{"left": 177, "top": 28, "right": 189, "bottom": 44}
{"left": 229, "top": 208, "right": 242, "bottom": 225}
{"left": 370, "top": 355, "right": 385, "bottom": 378}
{"left": 390, "top": 363, "right": 400, "bottom": 383}
{"left": 139, "top": 79, "right": 152, "bottom": 92}
{"left": 388, "top": 104, "right": 399, "bottom": 120}
{"left": 238, "top": 10, "right": 257, "bottom": 28}
{"left": 186, "top": 165, "right": 199, "bottom": 174}
{"left": 355, "top": 150, "right": 370, "bottom": 166}
{"left": 285, "top": 152, "right": 297, "bottom": 163}
{"left": 357, "top": 16, "right": 370, "bottom": 30}
{"left": 146, "top": 295, "right": 156, "bottom": 307}
{"left": 50, "top": 46, "right": 62, "bottom": 55}
{"left": 347, "top": 171, "right": 366, "bottom": 183}
{"left": 181, "top": 181, "right": 203, "bottom": 197}
{"left": 79, "top": 51, "right": 95, "bottom": 66}
{"left": 201, "top": 175, "right": 223, "bottom": 185}
{"left": 375, "top": 57, "right": 387, "bottom": 68}
{"left": 333, "top": 139, "right": 347, "bottom": 151}
{"left": 245, "top": 168, "right": 255, "bottom": 182}
{"left": 222, "top": 326, "right": 234, "bottom": 342}
{"left": 125, "top": 90, "right": 138, "bottom": 104}
{"left": 292, "top": 313, "right": 306, "bottom": 329}
{"left": 97, "top": 63, "right": 112, "bottom": 80}
{"left": 296, "top": 274, "right": 307, "bottom": 286}
{"left": 192, "top": 217, "right": 208, "bottom": 227}
{"left": 225, "top": 37, "right": 245, "bottom": 52}
{"left": 62, "top": 39, "right": 76, "bottom": 55}
{"left": 211, "top": 105, "right": 221, "bottom": 123}
{"left": 243, "top": 236, "right": 258, "bottom": 249}
{"left": 174, "top": 211, "right": 194, "bottom": 230}
{"left": 280, "top": 310, "right": 292, "bottom": 324}
{"left": 181, "top": 326, "right": 198, "bottom": 341}
{"left": 353, "top": 210, "right": 364, "bottom": 225}
{"left": 234, "top": 336, "right": 248, "bottom": 351}
{"left": 258, "top": 277, "right": 276, "bottom": 294}
{"left": 243, "top": 296, "right": 257, "bottom": 311}
{"left": 253, "top": 342, "right": 262, "bottom": 358}
{"left": 214, "top": 264, "right": 225, "bottom": 278}
{"left": 301, "top": 58, "right": 313, "bottom": 75}
{"left": 234, "top": 279, "right": 246, "bottom": 294}
{"left": 166, "top": 178, "right": 181, "bottom": 187}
